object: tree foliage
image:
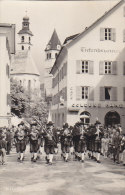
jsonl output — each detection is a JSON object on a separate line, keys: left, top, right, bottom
{"left": 10, "top": 79, "right": 48, "bottom": 125}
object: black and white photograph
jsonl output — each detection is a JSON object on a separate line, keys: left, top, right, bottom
{"left": 0, "top": 0, "right": 125, "bottom": 194}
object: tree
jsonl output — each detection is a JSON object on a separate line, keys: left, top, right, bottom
{"left": 10, "top": 79, "right": 48, "bottom": 126}
{"left": 10, "top": 79, "right": 30, "bottom": 117}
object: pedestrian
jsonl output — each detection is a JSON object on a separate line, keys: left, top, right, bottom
{"left": 112, "top": 130, "right": 122, "bottom": 164}
{"left": 0, "top": 128, "right": 7, "bottom": 165}
{"left": 6, "top": 128, "right": 12, "bottom": 155}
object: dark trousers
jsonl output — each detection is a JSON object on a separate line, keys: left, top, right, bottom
{"left": 7, "top": 142, "right": 11, "bottom": 154}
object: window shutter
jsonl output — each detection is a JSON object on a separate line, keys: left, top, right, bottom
{"left": 89, "top": 87, "right": 94, "bottom": 101}
{"left": 76, "top": 60, "right": 81, "bottom": 74}
{"left": 123, "top": 62, "right": 125, "bottom": 75}
{"left": 99, "top": 61, "right": 104, "bottom": 75}
{"left": 112, "top": 28, "right": 116, "bottom": 42}
{"left": 7, "top": 94, "right": 11, "bottom": 106}
{"left": 100, "top": 28, "right": 105, "bottom": 41}
{"left": 123, "top": 87, "right": 125, "bottom": 101}
{"left": 63, "top": 62, "right": 67, "bottom": 76}
{"left": 6, "top": 64, "right": 9, "bottom": 77}
{"left": 76, "top": 86, "right": 81, "bottom": 100}
{"left": 89, "top": 61, "right": 94, "bottom": 74}
{"left": 123, "top": 29, "right": 125, "bottom": 42}
{"left": 111, "top": 87, "right": 117, "bottom": 101}
{"left": 100, "top": 87, "right": 105, "bottom": 101}
{"left": 112, "top": 61, "right": 117, "bottom": 75}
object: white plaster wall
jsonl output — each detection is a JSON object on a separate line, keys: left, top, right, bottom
{"left": 67, "top": 3, "right": 125, "bottom": 108}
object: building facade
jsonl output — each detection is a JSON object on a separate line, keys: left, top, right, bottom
{"left": 44, "top": 29, "right": 61, "bottom": 99}
{"left": 11, "top": 15, "right": 40, "bottom": 99}
{"left": 0, "top": 24, "right": 15, "bottom": 127}
{"left": 51, "top": 0, "right": 125, "bottom": 130}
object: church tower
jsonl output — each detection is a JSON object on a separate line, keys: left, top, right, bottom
{"left": 17, "top": 14, "right": 33, "bottom": 51}
{"left": 44, "top": 29, "right": 61, "bottom": 99}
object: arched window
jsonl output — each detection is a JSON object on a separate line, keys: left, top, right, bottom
{"left": 22, "top": 45, "right": 24, "bottom": 50}
{"left": 21, "top": 36, "right": 24, "bottom": 42}
{"left": 29, "top": 37, "right": 31, "bottom": 43}
{"left": 80, "top": 111, "right": 91, "bottom": 124}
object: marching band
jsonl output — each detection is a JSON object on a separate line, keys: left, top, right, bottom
{"left": 0, "top": 119, "right": 125, "bottom": 166}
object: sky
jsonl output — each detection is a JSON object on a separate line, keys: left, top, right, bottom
{"left": 0, "top": 0, "right": 119, "bottom": 83}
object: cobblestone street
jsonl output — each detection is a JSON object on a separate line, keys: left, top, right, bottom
{"left": 0, "top": 146, "right": 125, "bottom": 195}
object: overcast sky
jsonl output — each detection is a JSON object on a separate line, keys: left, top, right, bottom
{"left": 0, "top": 0, "right": 119, "bottom": 83}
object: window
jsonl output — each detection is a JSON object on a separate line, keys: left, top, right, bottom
{"left": 20, "top": 80, "right": 22, "bottom": 86}
{"left": 82, "top": 61, "right": 88, "bottom": 73}
{"left": 21, "top": 36, "right": 24, "bottom": 43}
{"left": 28, "top": 46, "right": 30, "bottom": 50}
{"left": 76, "top": 60, "right": 93, "bottom": 74}
{"left": 99, "top": 61, "right": 117, "bottom": 75}
{"left": 29, "top": 37, "right": 31, "bottom": 43}
{"left": 80, "top": 111, "right": 90, "bottom": 124}
{"left": 100, "top": 28, "right": 116, "bottom": 41}
{"left": 82, "top": 87, "right": 89, "bottom": 99}
{"left": 105, "top": 87, "right": 111, "bottom": 100}
{"left": 105, "top": 28, "right": 111, "bottom": 40}
{"left": 100, "top": 87, "right": 117, "bottom": 101}
{"left": 104, "top": 61, "right": 112, "bottom": 74}
{"left": 22, "top": 45, "right": 24, "bottom": 50}
{"left": 28, "top": 80, "right": 31, "bottom": 91}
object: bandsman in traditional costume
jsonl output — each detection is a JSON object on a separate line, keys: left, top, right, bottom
{"left": 72, "top": 122, "right": 81, "bottom": 161}
{"left": 77, "top": 122, "right": 87, "bottom": 163}
{"left": 14, "top": 122, "right": 27, "bottom": 162}
{"left": 94, "top": 120, "right": 104, "bottom": 163}
{"left": 60, "top": 123, "right": 72, "bottom": 162}
{"left": 29, "top": 122, "right": 40, "bottom": 162}
{"left": 43, "top": 121, "right": 57, "bottom": 165}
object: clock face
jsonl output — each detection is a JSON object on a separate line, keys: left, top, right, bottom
{"left": 57, "top": 45, "right": 61, "bottom": 50}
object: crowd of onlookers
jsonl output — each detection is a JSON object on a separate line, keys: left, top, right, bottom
{"left": 100, "top": 125, "right": 125, "bottom": 166}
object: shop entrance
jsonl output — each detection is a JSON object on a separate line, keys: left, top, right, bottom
{"left": 105, "top": 111, "right": 120, "bottom": 127}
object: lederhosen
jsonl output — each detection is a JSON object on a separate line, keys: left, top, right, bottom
{"left": 29, "top": 130, "right": 40, "bottom": 153}
{"left": 61, "top": 129, "right": 72, "bottom": 153}
{"left": 94, "top": 129, "right": 103, "bottom": 153}
{"left": 77, "top": 131, "right": 86, "bottom": 153}
{"left": 15, "top": 130, "right": 26, "bottom": 153}
{"left": 72, "top": 127, "right": 80, "bottom": 153}
{"left": 44, "top": 129, "right": 56, "bottom": 155}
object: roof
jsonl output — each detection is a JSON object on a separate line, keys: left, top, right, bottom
{"left": 10, "top": 50, "right": 40, "bottom": 76}
{"left": 51, "top": 0, "right": 124, "bottom": 74}
{"left": 63, "top": 33, "right": 80, "bottom": 45}
{"left": 66, "top": 0, "right": 124, "bottom": 48}
{"left": 45, "top": 29, "right": 61, "bottom": 51}
{"left": 18, "top": 29, "right": 33, "bottom": 36}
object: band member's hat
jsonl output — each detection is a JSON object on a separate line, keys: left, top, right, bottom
{"left": 94, "top": 120, "right": 101, "bottom": 125}
{"left": 30, "top": 121, "right": 37, "bottom": 126}
{"left": 63, "top": 123, "right": 68, "bottom": 128}
{"left": 18, "top": 121, "right": 24, "bottom": 126}
{"left": 47, "top": 121, "right": 54, "bottom": 126}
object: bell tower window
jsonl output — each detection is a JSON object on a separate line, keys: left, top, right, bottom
{"left": 22, "top": 45, "right": 24, "bottom": 50}
{"left": 21, "top": 36, "right": 24, "bottom": 43}
{"left": 29, "top": 37, "right": 31, "bottom": 43}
